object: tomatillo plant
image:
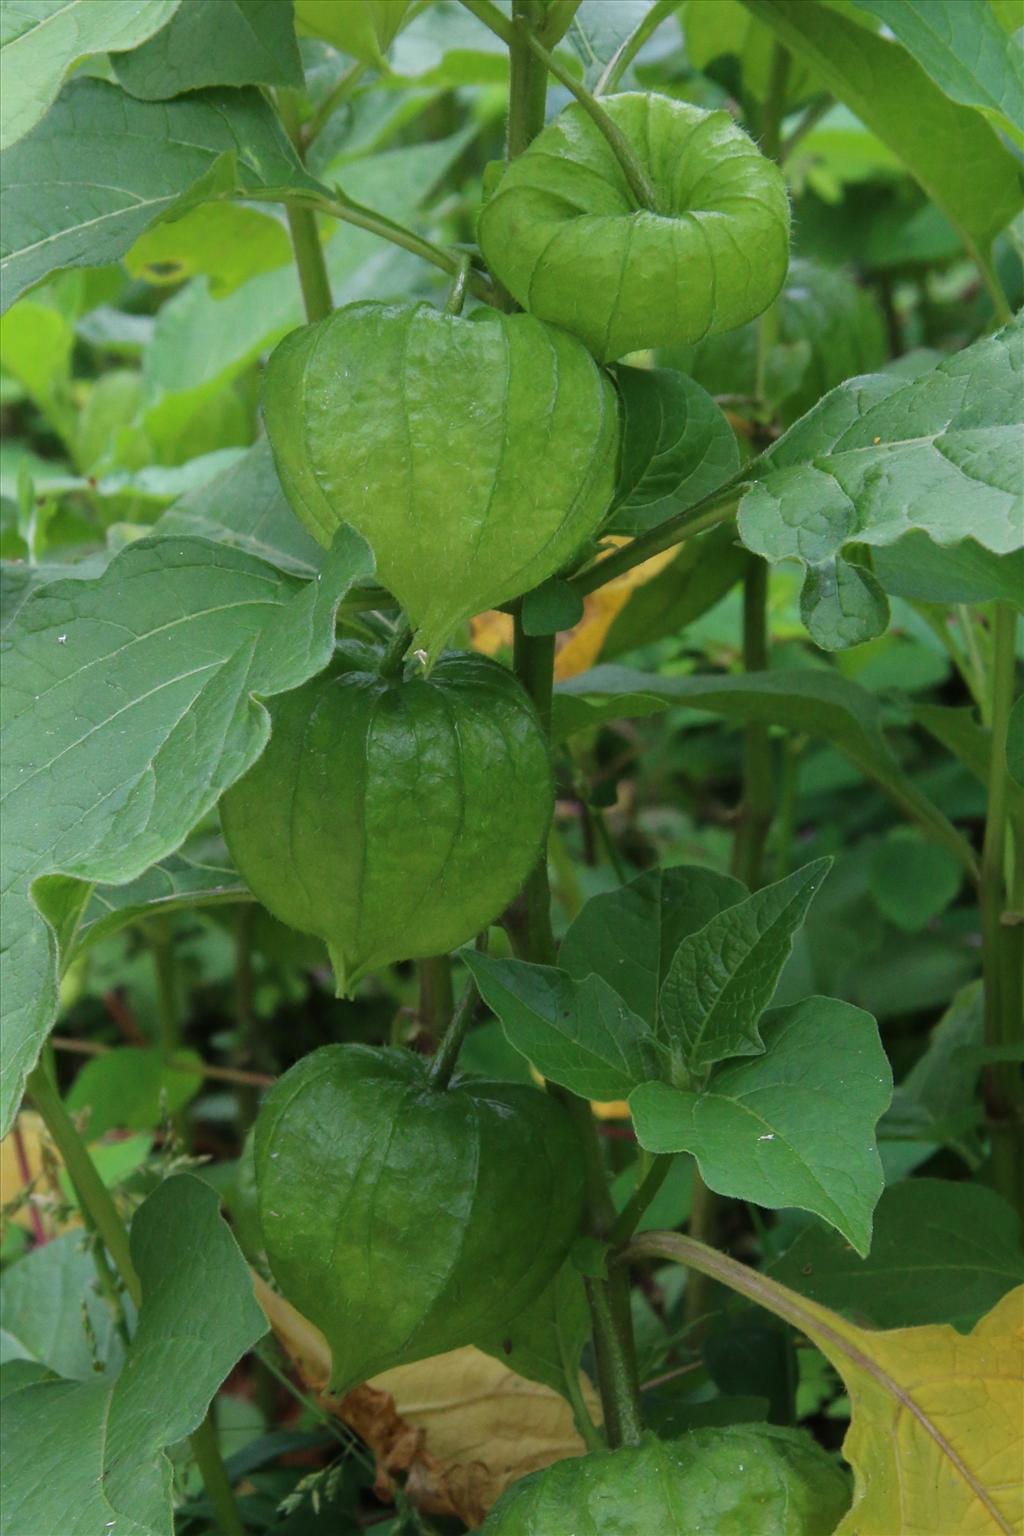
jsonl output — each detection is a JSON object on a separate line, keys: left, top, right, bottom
{"left": 0, "top": 2, "right": 1021, "bottom": 1535}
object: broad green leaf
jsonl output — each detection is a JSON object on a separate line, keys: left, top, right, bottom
{"left": 684, "top": 0, "right": 820, "bottom": 104}
{"left": 850, "top": 0, "right": 1024, "bottom": 146}
{"left": 630, "top": 996, "right": 892, "bottom": 1252}
{"left": 139, "top": 130, "right": 474, "bottom": 431}
{"left": 553, "top": 665, "right": 976, "bottom": 876}
{"left": 125, "top": 203, "right": 293, "bottom": 297}
{"left": 881, "top": 980, "right": 985, "bottom": 1156}
{"left": 475, "top": 1262, "right": 592, "bottom": 1407}
{"left": 559, "top": 864, "right": 745, "bottom": 1027}
{"left": 388, "top": 0, "right": 508, "bottom": 83}
{"left": 115, "top": 0, "right": 303, "bottom": 98}
{"left": 295, "top": 0, "right": 413, "bottom": 66}
{"left": 0, "top": 78, "right": 321, "bottom": 313}
{"left": 65, "top": 1047, "right": 203, "bottom": 1136}
{"left": 659, "top": 858, "right": 832, "bottom": 1076}
{"left": 0, "top": 298, "right": 74, "bottom": 434}
{"left": 872, "top": 530, "right": 1024, "bottom": 610}
{"left": 77, "top": 846, "right": 247, "bottom": 953}
{"left": 0, "top": 0, "right": 180, "bottom": 150}
{"left": 464, "top": 953, "right": 664, "bottom": 1101}
{"left": 773, "top": 1179, "right": 1024, "bottom": 1331}
{"left": 601, "top": 521, "right": 751, "bottom": 659}
{"left": 868, "top": 831, "right": 963, "bottom": 933}
{"left": 0, "top": 1231, "right": 130, "bottom": 1379}
{"left": 608, "top": 367, "right": 740, "bottom": 537}
{"left": 737, "top": 317, "right": 1024, "bottom": 648}
{"left": 627, "top": 1235, "right": 1024, "bottom": 1536}
{"left": 569, "top": 0, "right": 674, "bottom": 92}
{"left": 0, "top": 1175, "right": 267, "bottom": 1536}
{"left": 667, "top": 258, "right": 888, "bottom": 429}
{"left": 0, "top": 527, "right": 374, "bottom": 1136}
{"left": 741, "top": 0, "right": 1024, "bottom": 258}
{"left": 156, "top": 439, "right": 322, "bottom": 576}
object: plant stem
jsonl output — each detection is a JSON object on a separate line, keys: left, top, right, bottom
{"left": 379, "top": 619, "right": 413, "bottom": 676}
{"left": 761, "top": 43, "right": 790, "bottom": 163}
{"left": 594, "top": 0, "right": 677, "bottom": 95}
{"left": 419, "top": 953, "right": 454, "bottom": 1040}
{"left": 27, "top": 1065, "right": 248, "bottom": 1529}
{"left": 980, "top": 602, "right": 1023, "bottom": 1224}
{"left": 778, "top": 95, "right": 832, "bottom": 163}
{"left": 569, "top": 483, "right": 743, "bottom": 597}
{"left": 771, "top": 734, "right": 803, "bottom": 883}
{"left": 28, "top": 1064, "right": 141, "bottom": 1305}
{"left": 277, "top": 91, "right": 334, "bottom": 324}
{"left": 52, "top": 1035, "right": 274, "bottom": 1090}
{"left": 682, "top": 1170, "right": 720, "bottom": 1338}
{"left": 428, "top": 972, "right": 480, "bottom": 1090}
{"left": 731, "top": 559, "right": 774, "bottom": 891}
{"left": 609, "top": 1155, "right": 672, "bottom": 1246}
{"left": 585, "top": 1277, "right": 644, "bottom": 1446}
{"left": 190, "top": 1409, "right": 247, "bottom": 1536}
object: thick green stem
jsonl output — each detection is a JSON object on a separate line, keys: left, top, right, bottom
{"left": 277, "top": 91, "right": 333, "bottom": 323}
{"left": 609, "top": 1155, "right": 672, "bottom": 1246}
{"left": 305, "top": 60, "right": 366, "bottom": 147}
{"left": 732, "top": 559, "right": 774, "bottom": 891}
{"left": 28, "top": 1065, "right": 141, "bottom": 1305}
{"left": 379, "top": 619, "right": 413, "bottom": 676}
{"left": 682, "top": 1171, "right": 720, "bottom": 1338}
{"left": 419, "top": 954, "right": 454, "bottom": 1040}
{"left": 28, "top": 1066, "right": 248, "bottom": 1529}
{"left": 569, "top": 485, "right": 743, "bottom": 597}
{"left": 190, "top": 1409, "right": 247, "bottom": 1536}
{"left": 428, "top": 970, "right": 479, "bottom": 1090}
{"left": 981, "top": 603, "right": 1023, "bottom": 1223}
{"left": 585, "top": 1278, "right": 644, "bottom": 1446}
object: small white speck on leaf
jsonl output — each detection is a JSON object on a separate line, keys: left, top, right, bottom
{"left": 57, "top": 634, "right": 67, "bottom": 644}
{"left": 757, "top": 1133, "right": 775, "bottom": 1142}
{"left": 413, "top": 648, "right": 428, "bottom": 666}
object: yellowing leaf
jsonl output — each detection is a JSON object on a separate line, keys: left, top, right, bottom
{"left": 629, "top": 1233, "right": 1024, "bottom": 1536}
{"left": 469, "top": 541, "right": 676, "bottom": 682}
{"left": 253, "top": 1274, "right": 594, "bottom": 1528}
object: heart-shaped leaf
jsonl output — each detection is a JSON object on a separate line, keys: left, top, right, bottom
{"left": 255, "top": 1045, "right": 586, "bottom": 1392}
{"left": 263, "top": 301, "right": 619, "bottom": 661}
{"left": 114, "top": 0, "right": 303, "bottom": 98}
{"left": 630, "top": 996, "right": 891, "bottom": 1252}
{"left": 478, "top": 93, "right": 790, "bottom": 362}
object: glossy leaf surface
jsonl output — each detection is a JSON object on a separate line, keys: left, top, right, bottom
{"left": 0, "top": 0, "right": 180, "bottom": 149}
{"left": 221, "top": 644, "right": 552, "bottom": 993}
{"left": 0, "top": 528, "right": 373, "bottom": 1136}
{"left": 659, "top": 858, "right": 831, "bottom": 1075}
{"left": 115, "top": 0, "right": 303, "bottom": 97}
{"left": 478, "top": 94, "right": 790, "bottom": 362}
{"left": 0, "top": 1175, "right": 266, "bottom": 1536}
{"left": 0, "top": 78, "right": 321, "bottom": 312}
{"left": 255, "top": 1044, "right": 586, "bottom": 1392}
{"left": 465, "top": 952, "right": 663, "bottom": 1100}
{"left": 630, "top": 997, "right": 891, "bottom": 1252}
{"left": 481, "top": 1425, "right": 849, "bottom": 1534}
{"left": 263, "top": 301, "right": 619, "bottom": 660}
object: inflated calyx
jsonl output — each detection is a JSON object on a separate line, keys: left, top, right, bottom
{"left": 263, "top": 301, "right": 619, "bottom": 662}
{"left": 478, "top": 94, "right": 791, "bottom": 363}
{"left": 255, "top": 1043, "right": 586, "bottom": 1391}
{"left": 220, "top": 643, "right": 552, "bottom": 994}
{"left": 481, "top": 1427, "right": 850, "bottom": 1534}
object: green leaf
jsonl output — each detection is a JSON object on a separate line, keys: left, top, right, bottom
{"left": 737, "top": 317, "right": 1024, "bottom": 647}
{"left": 608, "top": 367, "right": 740, "bottom": 537}
{"left": 881, "top": 980, "right": 985, "bottom": 1155}
{"left": 798, "top": 553, "right": 889, "bottom": 650}
{"left": 64, "top": 1047, "right": 203, "bottom": 1136}
{"left": 521, "top": 578, "right": 585, "bottom": 637}
{"left": 559, "top": 863, "right": 746, "bottom": 1027}
{"left": 630, "top": 996, "right": 892, "bottom": 1253}
{"left": 0, "top": 1231, "right": 130, "bottom": 1380}
{"left": 872, "top": 530, "right": 1024, "bottom": 610}
{"left": 475, "top": 1262, "right": 591, "bottom": 1406}
{"left": 0, "top": 527, "right": 374, "bottom": 1136}
{"left": 850, "top": 0, "right": 1024, "bottom": 147}
{"left": 0, "top": 78, "right": 321, "bottom": 313}
{"left": 772, "top": 1179, "right": 1024, "bottom": 1331}
{"left": 0, "top": 0, "right": 180, "bottom": 150}
{"left": 464, "top": 953, "right": 664, "bottom": 1101}
{"left": 76, "top": 847, "right": 248, "bottom": 954}
{"left": 295, "top": 0, "right": 413, "bottom": 67}
{"left": 684, "top": 0, "right": 821, "bottom": 104}
{"left": 868, "top": 831, "right": 964, "bottom": 933}
{"left": 568, "top": 0, "right": 673, "bottom": 91}
{"left": 659, "top": 858, "right": 832, "bottom": 1076}
{"left": 478, "top": 95, "right": 790, "bottom": 363}
{"left": 553, "top": 665, "right": 976, "bottom": 875}
{"left": 156, "top": 439, "right": 322, "bottom": 576}
{"left": 0, "top": 1175, "right": 266, "bottom": 1536}
{"left": 115, "top": 0, "right": 303, "bottom": 98}
{"left": 741, "top": 0, "right": 1024, "bottom": 257}
{"left": 124, "top": 202, "right": 293, "bottom": 297}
